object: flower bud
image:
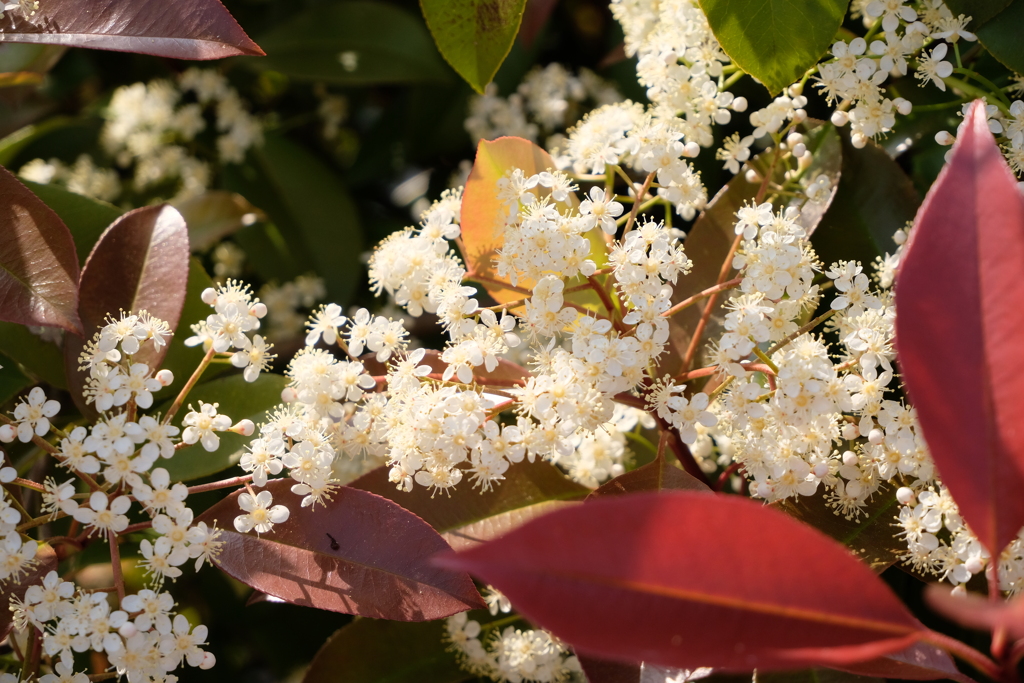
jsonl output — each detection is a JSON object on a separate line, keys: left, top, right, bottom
{"left": 842, "top": 450, "right": 858, "bottom": 466}
{"left": 682, "top": 141, "right": 700, "bottom": 158}
{"left": 788, "top": 83, "right": 804, "bottom": 97}
{"left": 231, "top": 419, "right": 255, "bottom": 436}
{"left": 786, "top": 132, "right": 804, "bottom": 147}
{"left": 830, "top": 110, "right": 849, "bottom": 127}
{"left": 119, "top": 622, "right": 138, "bottom": 639}
{"left": 744, "top": 168, "right": 761, "bottom": 184}
{"left": 792, "top": 109, "right": 807, "bottom": 123}
{"left": 0, "top": 425, "right": 15, "bottom": 443}
{"left": 756, "top": 482, "right": 772, "bottom": 498}
{"left": 965, "top": 557, "right": 985, "bottom": 575}
{"left": 868, "top": 428, "right": 884, "bottom": 445}
{"left": 935, "top": 130, "right": 955, "bottom": 146}
{"left": 792, "top": 142, "right": 807, "bottom": 158}
{"left": 201, "top": 287, "right": 217, "bottom": 305}
{"left": 841, "top": 423, "right": 859, "bottom": 441}
{"left": 896, "top": 487, "right": 915, "bottom": 505}
{"left": 200, "top": 652, "right": 217, "bottom": 670}
{"left": 893, "top": 97, "right": 912, "bottom": 116}
{"left": 730, "top": 96, "right": 748, "bottom": 112}
{"left": 812, "top": 462, "right": 829, "bottom": 478}
{"left": 281, "top": 387, "right": 297, "bottom": 403}
{"left": 250, "top": 302, "right": 268, "bottom": 319}
{"left": 156, "top": 369, "right": 174, "bottom": 387}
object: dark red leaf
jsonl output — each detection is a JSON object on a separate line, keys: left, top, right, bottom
{"left": 0, "top": 164, "right": 81, "bottom": 334}
{"left": 830, "top": 639, "right": 974, "bottom": 682}
{"left": 925, "top": 583, "right": 1024, "bottom": 642}
{"left": 577, "top": 656, "right": 641, "bottom": 683}
{"left": 196, "top": 479, "right": 484, "bottom": 621}
{"left": 0, "top": 543, "right": 57, "bottom": 639}
{"left": 894, "top": 99, "right": 1024, "bottom": 556}
{"left": 587, "top": 455, "right": 710, "bottom": 499}
{"left": 439, "top": 491, "right": 926, "bottom": 672}
{"left": 0, "top": 0, "right": 262, "bottom": 60}
{"left": 518, "top": 0, "right": 558, "bottom": 48}
{"left": 63, "top": 204, "right": 189, "bottom": 416}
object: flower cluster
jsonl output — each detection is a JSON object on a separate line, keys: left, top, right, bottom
{"left": 446, "top": 612, "right": 582, "bottom": 683}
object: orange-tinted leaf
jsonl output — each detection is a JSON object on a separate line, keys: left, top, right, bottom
{"left": 440, "top": 492, "right": 926, "bottom": 672}
{"left": 351, "top": 458, "right": 587, "bottom": 536}
{"left": 0, "top": 0, "right": 262, "bottom": 60}
{"left": 197, "top": 479, "right": 484, "bottom": 621}
{"left": 0, "top": 543, "right": 57, "bottom": 639}
{"left": 64, "top": 205, "right": 189, "bottom": 415}
{"left": 0, "top": 164, "right": 81, "bottom": 334}
{"left": 894, "top": 100, "right": 1024, "bottom": 556}
{"left": 587, "top": 455, "right": 710, "bottom": 499}
{"left": 461, "top": 136, "right": 591, "bottom": 306}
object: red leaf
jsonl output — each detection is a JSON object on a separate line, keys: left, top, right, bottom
{"left": 518, "top": 0, "right": 558, "bottom": 48}
{"left": 0, "top": 164, "right": 81, "bottom": 334}
{"left": 0, "top": 543, "right": 58, "bottom": 640}
{"left": 438, "top": 491, "right": 926, "bottom": 672}
{"left": 925, "top": 583, "right": 1024, "bottom": 642}
{"left": 830, "top": 640, "right": 974, "bottom": 682}
{"left": 0, "top": 0, "right": 262, "bottom": 60}
{"left": 894, "top": 99, "right": 1024, "bottom": 556}
{"left": 196, "top": 480, "right": 484, "bottom": 621}
{"left": 64, "top": 204, "right": 189, "bottom": 416}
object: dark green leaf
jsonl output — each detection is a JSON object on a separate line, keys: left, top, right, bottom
{"left": 22, "top": 180, "right": 123, "bottom": 265}
{"left": 0, "top": 351, "right": 30, "bottom": 405}
{"left": 244, "top": 134, "right": 364, "bottom": 304}
{"left": 942, "top": 0, "right": 1012, "bottom": 27}
{"left": 0, "top": 116, "right": 74, "bottom": 168}
{"left": 254, "top": 1, "right": 449, "bottom": 85}
{"left": 161, "top": 372, "right": 288, "bottom": 482}
{"left": 773, "top": 482, "right": 904, "bottom": 572}
{"left": 350, "top": 460, "right": 588, "bottom": 550}
{"left": 699, "top": 0, "right": 849, "bottom": 95}
{"left": 420, "top": 0, "right": 527, "bottom": 93}
{"left": 0, "top": 322, "right": 66, "bottom": 389}
{"left": 303, "top": 618, "right": 469, "bottom": 683}
{"left": 812, "top": 133, "right": 919, "bottom": 271}
{"left": 975, "top": 0, "right": 1024, "bottom": 75}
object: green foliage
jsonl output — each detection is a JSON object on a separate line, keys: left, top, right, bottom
{"left": 161, "top": 372, "right": 289, "bottom": 481}
{"left": 254, "top": 1, "right": 450, "bottom": 85}
{"left": 0, "top": 351, "right": 30, "bottom": 405}
{"left": 973, "top": 0, "right": 1024, "bottom": 75}
{"left": 420, "top": 0, "right": 527, "bottom": 94}
{"left": 699, "top": 0, "right": 849, "bottom": 94}
{"left": 303, "top": 619, "right": 469, "bottom": 683}
{"left": 0, "top": 322, "right": 66, "bottom": 389}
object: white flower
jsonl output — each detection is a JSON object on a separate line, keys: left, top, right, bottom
{"left": 13, "top": 387, "right": 60, "bottom": 442}
{"left": 234, "top": 490, "right": 290, "bottom": 534}
{"left": 72, "top": 491, "right": 131, "bottom": 534}
{"left": 159, "top": 613, "right": 210, "bottom": 668}
{"left": 915, "top": 43, "right": 953, "bottom": 91}
{"left": 181, "top": 402, "right": 232, "bottom": 452}
{"left": 578, "top": 186, "right": 624, "bottom": 235}
{"left": 231, "top": 334, "right": 276, "bottom": 382}
{"left": 305, "top": 303, "right": 347, "bottom": 346}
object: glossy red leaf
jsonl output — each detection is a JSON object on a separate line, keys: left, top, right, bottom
{"left": 925, "top": 583, "right": 1024, "bottom": 641}
{"left": 0, "top": 164, "right": 81, "bottom": 334}
{"left": 196, "top": 479, "right": 484, "bottom": 621}
{"left": 439, "top": 492, "right": 926, "bottom": 672}
{"left": 830, "top": 640, "right": 973, "bottom": 682}
{"left": 0, "top": 543, "right": 57, "bottom": 639}
{"left": 0, "top": 0, "right": 262, "bottom": 60}
{"left": 894, "top": 99, "right": 1024, "bottom": 556}
{"left": 64, "top": 204, "right": 189, "bottom": 415}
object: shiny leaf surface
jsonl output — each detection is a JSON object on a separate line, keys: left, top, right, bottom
{"left": 0, "top": 164, "right": 81, "bottom": 334}
{"left": 895, "top": 100, "right": 1024, "bottom": 556}
{"left": 0, "top": 0, "right": 262, "bottom": 60}
{"left": 440, "top": 492, "right": 925, "bottom": 672}
{"left": 198, "top": 480, "right": 484, "bottom": 621}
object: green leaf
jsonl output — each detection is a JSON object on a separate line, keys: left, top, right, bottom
{"left": 811, "top": 132, "right": 919, "bottom": 272}
{"left": 171, "top": 191, "right": 265, "bottom": 253}
{"left": 942, "top": 0, "right": 1012, "bottom": 27}
{"left": 160, "top": 372, "right": 288, "bottom": 482}
{"left": 350, "top": 460, "right": 588, "bottom": 550}
{"left": 773, "top": 482, "right": 905, "bottom": 572}
{"left": 0, "top": 116, "right": 74, "bottom": 168}
{"left": 253, "top": 1, "right": 450, "bottom": 86}
{"left": 22, "top": 180, "right": 123, "bottom": 265}
{"left": 0, "top": 322, "right": 66, "bottom": 389}
{"left": 156, "top": 258, "right": 230, "bottom": 403}
{"left": 244, "top": 134, "right": 364, "bottom": 304}
{"left": 699, "top": 0, "right": 849, "bottom": 95}
{"left": 0, "top": 351, "right": 29, "bottom": 405}
{"left": 303, "top": 618, "right": 469, "bottom": 683}
{"left": 420, "top": 0, "right": 527, "bottom": 94}
{"left": 975, "top": 0, "right": 1024, "bottom": 75}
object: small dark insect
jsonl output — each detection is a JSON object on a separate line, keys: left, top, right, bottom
{"left": 325, "top": 532, "right": 339, "bottom": 550}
